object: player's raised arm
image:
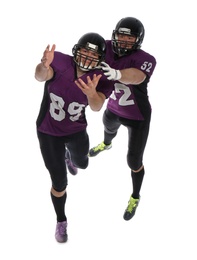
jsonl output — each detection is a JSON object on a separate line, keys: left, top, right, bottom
{"left": 35, "top": 44, "right": 56, "bottom": 82}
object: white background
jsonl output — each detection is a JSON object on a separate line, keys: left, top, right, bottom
{"left": 1, "top": 0, "right": 197, "bottom": 259}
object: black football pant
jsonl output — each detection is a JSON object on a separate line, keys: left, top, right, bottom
{"left": 37, "top": 130, "right": 89, "bottom": 191}
{"left": 102, "top": 109, "right": 151, "bottom": 171}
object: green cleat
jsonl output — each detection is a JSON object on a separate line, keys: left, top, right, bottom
{"left": 123, "top": 196, "right": 140, "bottom": 221}
{"left": 88, "top": 141, "right": 112, "bottom": 157}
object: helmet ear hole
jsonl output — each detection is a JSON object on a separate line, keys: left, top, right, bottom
{"left": 112, "top": 17, "right": 145, "bottom": 56}
{"left": 72, "top": 32, "right": 106, "bottom": 71}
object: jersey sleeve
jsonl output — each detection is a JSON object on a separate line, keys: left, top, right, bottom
{"left": 96, "top": 74, "right": 114, "bottom": 98}
{"left": 133, "top": 51, "right": 157, "bottom": 78}
{"left": 51, "top": 52, "right": 72, "bottom": 72}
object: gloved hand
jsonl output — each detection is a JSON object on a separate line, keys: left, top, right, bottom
{"left": 101, "top": 62, "right": 121, "bottom": 81}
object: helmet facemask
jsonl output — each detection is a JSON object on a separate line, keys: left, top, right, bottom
{"left": 74, "top": 47, "right": 101, "bottom": 71}
{"left": 73, "top": 33, "right": 106, "bottom": 71}
{"left": 112, "top": 30, "right": 141, "bottom": 56}
{"left": 111, "top": 17, "right": 145, "bottom": 56}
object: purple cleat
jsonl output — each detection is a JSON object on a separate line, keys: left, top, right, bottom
{"left": 65, "top": 149, "right": 78, "bottom": 175}
{"left": 55, "top": 221, "right": 68, "bottom": 243}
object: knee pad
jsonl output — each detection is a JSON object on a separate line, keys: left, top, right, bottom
{"left": 127, "top": 153, "right": 142, "bottom": 171}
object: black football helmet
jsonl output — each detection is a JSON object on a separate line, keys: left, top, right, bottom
{"left": 112, "top": 17, "right": 145, "bottom": 56}
{"left": 72, "top": 32, "right": 106, "bottom": 71}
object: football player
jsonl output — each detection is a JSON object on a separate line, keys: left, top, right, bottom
{"left": 35, "top": 33, "right": 114, "bottom": 243}
{"left": 89, "top": 17, "right": 157, "bottom": 221}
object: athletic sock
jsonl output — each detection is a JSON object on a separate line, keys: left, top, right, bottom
{"left": 131, "top": 168, "right": 145, "bottom": 199}
{"left": 50, "top": 191, "right": 67, "bottom": 222}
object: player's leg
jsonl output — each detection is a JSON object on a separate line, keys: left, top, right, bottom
{"left": 65, "top": 148, "right": 78, "bottom": 175}
{"left": 123, "top": 118, "right": 150, "bottom": 220}
{"left": 37, "top": 131, "right": 68, "bottom": 242}
{"left": 66, "top": 129, "right": 89, "bottom": 171}
{"left": 89, "top": 109, "right": 121, "bottom": 157}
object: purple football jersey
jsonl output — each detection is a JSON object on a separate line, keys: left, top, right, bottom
{"left": 105, "top": 40, "right": 156, "bottom": 120}
{"left": 37, "top": 51, "right": 114, "bottom": 136}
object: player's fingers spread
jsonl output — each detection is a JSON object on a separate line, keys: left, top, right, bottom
{"left": 86, "top": 76, "right": 91, "bottom": 83}
{"left": 92, "top": 74, "right": 101, "bottom": 83}
{"left": 97, "top": 74, "right": 102, "bottom": 80}
{"left": 41, "top": 57, "right": 47, "bottom": 62}
{"left": 90, "top": 74, "right": 96, "bottom": 82}
{"left": 78, "top": 78, "right": 84, "bottom": 84}
{"left": 74, "top": 80, "right": 80, "bottom": 87}
{"left": 77, "top": 78, "right": 86, "bottom": 88}
{"left": 52, "top": 44, "right": 56, "bottom": 51}
{"left": 92, "top": 74, "right": 97, "bottom": 79}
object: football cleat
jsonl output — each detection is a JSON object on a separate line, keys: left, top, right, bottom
{"left": 88, "top": 141, "right": 112, "bottom": 157}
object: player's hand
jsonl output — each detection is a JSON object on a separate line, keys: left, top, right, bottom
{"left": 41, "top": 44, "right": 56, "bottom": 69}
{"left": 101, "top": 61, "right": 121, "bottom": 81}
{"left": 75, "top": 74, "right": 102, "bottom": 96}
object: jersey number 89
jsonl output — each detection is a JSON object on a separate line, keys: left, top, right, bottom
{"left": 49, "top": 93, "right": 85, "bottom": 122}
